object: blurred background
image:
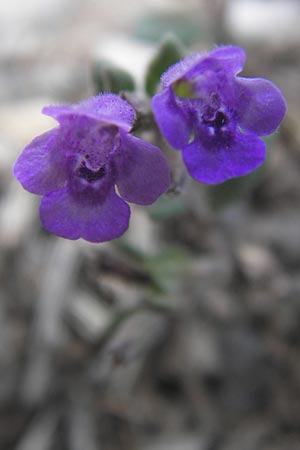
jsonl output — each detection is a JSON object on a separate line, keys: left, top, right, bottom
{"left": 0, "top": 0, "right": 300, "bottom": 449}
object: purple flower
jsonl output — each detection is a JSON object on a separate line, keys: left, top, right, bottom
{"left": 14, "top": 94, "right": 170, "bottom": 242}
{"left": 152, "top": 46, "right": 286, "bottom": 184}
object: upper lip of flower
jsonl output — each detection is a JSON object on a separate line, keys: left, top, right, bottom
{"left": 42, "top": 95, "right": 136, "bottom": 133}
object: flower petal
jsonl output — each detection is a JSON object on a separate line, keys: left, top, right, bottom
{"left": 40, "top": 186, "right": 130, "bottom": 242}
{"left": 13, "top": 129, "right": 67, "bottom": 195}
{"left": 43, "top": 94, "right": 136, "bottom": 132}
{"left": 208, "top": 46, "right": 246, "bottom": 74}
{"left": 162, "top": 46, "right": 245, "bottom": 88}
{"left": 57, "top": 116, "right": 120, "bottom": 168}
{"left": 236, "top": 77, "right": 286, "bottom": 135}
{"left": 115, "top": 132, "right": 170, "bottom": 205}
{"left": 182, "top": 131, "right": 266, "bottom": 184}
{"left": 152, "top": 88, "right": 191, "bottom": 149}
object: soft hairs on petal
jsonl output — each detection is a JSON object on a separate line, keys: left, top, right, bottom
{"left": 152, "top": 88, "right": 191, "bottom": 149}
{"left": 116, "top": 132, "right": 170, "bottom": 205}
{"left": 235, "top": 77, "right": 286, "bottom": 135}
{"left": 13, "top": 129, "right": 67, "bottom": 195}
{"left": 43, "top": 94, "right": 136, "bottom": 132}
{"left": 183, "top": 132, "right": 266, "bottom": 184}
{"left": 40, "top": 186, "right": 130, "bottom": 242}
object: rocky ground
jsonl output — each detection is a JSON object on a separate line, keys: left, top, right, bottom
{"left": 0, "top": 1, "right": 300, "bottom": 449}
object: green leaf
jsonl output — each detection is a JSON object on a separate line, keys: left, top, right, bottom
{"left": 145, "top": 34, "right": 185, "bottom": 97}
{"left": 92, "top": 60, "right": 135, "bottom": 94}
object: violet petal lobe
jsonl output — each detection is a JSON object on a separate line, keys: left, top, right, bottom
{"left": 183, "top": 47, "right": 246, "bottom": 84}
{"left": 43, "top": 94, "right": 136, "bottom": 131}
{"left": 116, "top": 132, "right": 170, "bottom": 205}
{"left": 236, "top": 77, "right": 286, "bottom": 135}
{"left": 206, "top": 46, "right": 246, "bottom": 74}
{"left": 152, "top": 88, "right": 191, "bottom": 149}
{"left": 13, "top": 129, "right": 67, "bottom": 195}
{"left": 182, "top": 131, "right": 266, "bottom": 184}
{"left": 161, "top": 46, "right": 245, "bottom": 88}
{"left": 40, "top": 186, "right": 130, "bottom": 242}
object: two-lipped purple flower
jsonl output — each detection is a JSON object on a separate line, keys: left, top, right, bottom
{"left": 152, "top": 46, "right": 286, "bottom": 184}
{"left": 14, "top": 94, "right": 170, "bottom": 242}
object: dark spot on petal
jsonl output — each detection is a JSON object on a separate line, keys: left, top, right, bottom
{"left": 214, "top": 111, "right": 228, "bottom": 128}
{"left": 203, "top": 110, "right": 228, "bottom": 129}
{"left": 77, "top": 161, "right": 106, "bottom": 182}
